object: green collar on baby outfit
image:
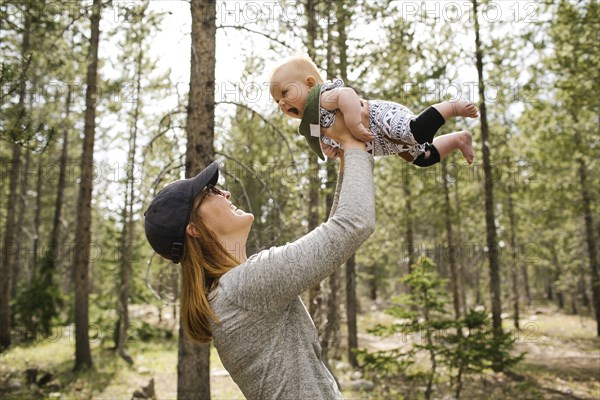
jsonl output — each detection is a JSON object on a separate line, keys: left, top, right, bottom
{"left": 298, "top": 83, "right": 325, "bottom": 161}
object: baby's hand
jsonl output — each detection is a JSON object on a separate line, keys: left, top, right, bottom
{"left": 347, "top": 122, "right": 375, "bottom": 143}
{"left": 321, "top": 142, "right": 342, "bottom": 159}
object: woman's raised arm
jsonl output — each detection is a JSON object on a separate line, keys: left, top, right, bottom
{"left": 220, "top": 145, "right": 375, "bottom": 312}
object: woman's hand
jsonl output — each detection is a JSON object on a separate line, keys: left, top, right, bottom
{"left": 324, "top": 128, "right": 366, "bottom": 152}
{"left": 321, "top": 142, "right": 342, "bottom": 159}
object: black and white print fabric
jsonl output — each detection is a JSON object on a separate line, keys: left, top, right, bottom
{"left": 318, "top": 79, "right": 426, "bottom": 159}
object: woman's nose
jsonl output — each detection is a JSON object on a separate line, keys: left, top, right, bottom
{"left": 223, "top": 190, "right": 231, "bottom": 199}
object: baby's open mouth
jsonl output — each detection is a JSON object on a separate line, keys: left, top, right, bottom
{"left": 288, "top": 107, "right": 299, "bottom": 115}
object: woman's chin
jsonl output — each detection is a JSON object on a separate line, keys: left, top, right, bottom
{"left": 237, "top": 210, "right": 254, "bottom": 223}
{"left": 234, "top": 208, "right": 253, "bottom": 219}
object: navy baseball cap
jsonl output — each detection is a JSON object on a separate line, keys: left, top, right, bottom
{"left": 144, "top": 162, "right": 219, "bottom": 263}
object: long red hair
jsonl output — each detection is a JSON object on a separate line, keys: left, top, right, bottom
{"left": 180, "top": 193, "right": 239, "bottom": 343}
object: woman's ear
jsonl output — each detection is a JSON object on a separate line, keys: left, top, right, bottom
{"left": 186, "top": 224, "right": 200, "bottom": 238}
{"left": 306, "top": 75, "right": 316, "bottom": 87}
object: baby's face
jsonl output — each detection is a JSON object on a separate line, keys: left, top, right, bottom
{"left": 270, "top": 68, "right": 312, "bottom": 119}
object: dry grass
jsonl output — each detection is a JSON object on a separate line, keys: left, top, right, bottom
{"left": 0, "top": 305, "right": 598, "bottom": 399}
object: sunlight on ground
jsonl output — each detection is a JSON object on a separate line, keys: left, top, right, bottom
{"left": 1, "top": 306, "right": 598, "bottom": 400}
{"left": 0, "top": 335, "right": 245, "bottom": 400}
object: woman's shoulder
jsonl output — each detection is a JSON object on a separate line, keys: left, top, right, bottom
{"left": 216, "top": 248, "right": 273, "bottom": 287}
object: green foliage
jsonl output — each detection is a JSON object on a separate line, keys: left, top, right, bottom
{"left": 12, "top": 250, "right": 64, "bottom": 341}
{"left": 133, "top": 320, "right": 173, "bottom": 342}
{"left": 356, "top": 257, "right": 450, "bottom": 398}
{"left": 355, "top": 347, "right": 415, "bottom": 377}
{"left": 0, "top": 0, "right": 597, "bottom": 395}
{"left": 440, "top": 309, "right": 525, "bottom": 398}
{"left": 357, "top": 257, "right": 523, "bottom": 399}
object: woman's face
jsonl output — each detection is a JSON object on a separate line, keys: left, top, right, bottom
{"left": 196, "top": 187, "right": 254, "bottom": 239}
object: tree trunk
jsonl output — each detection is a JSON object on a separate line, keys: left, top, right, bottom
{"left": 1, "top": 143, "right": 21, "bottom": 351}
{"left": 572, "top": 117, "right": 600, "bottom": 336}
{"left": 548, "top": 245, "right": 561, "bottom": 306}
{"left": 178, "top": 1, "right": 216, "bottom": 398}
{"left": 454, "top": 171, "right": 468, "bottom": 314}
{"left": 330, "top": 1, "right": 360, "bottom": 368}
{"left": 403, "top": 171, "right": 417, "bottom": 315}
{"left": 346, "top": 254, "right": 358, "bottom": 368}
{"left": 424, "top": 306, "right": 437, "bottom": 400}
{"left": 578, "top": 273, "right": 590, "bottom": 310}
{"left": 1, "top": 6, "right": 32, "bottom": 351}
{"left": 12, "top": 150, "right": 30, "bottom": 298}
{"left": 546, "top": 274, "right": 554, "bottom": 301}
{"left": 73, "top": 0, "right": 102, "bottom": 371}
{"left": 403, "top": 175, "right": 416, "bottom": 273}
{"left": 116, "top": 39, "right": 144, "bottom": 366}
{"left": 507, "top": 183, "right": 520, "bottom": 329}
{"left": 307, "top": 157, "right": 321, "bottom": 321}
{"left": 369, "top": 277, "right": 377, "bottom": 301}
{"left": 32, "top": 159, "right": 43, "bottom": 268}
{"left": 305, "top": 0, "right": 322, "bottom": 323}
{"left": 556, "top": 292, "right": 564, "bottom": 310}
{"left": 522, "top": 258, "right": 531, "bottom": 306}
{"left": 472, "top": 0, "right": 503, "bottom": 367}
{"left": 322, "top": 269, "right": 339, "bottom": 379}
{"left": 442, "top": 159, "right": 461, "bottom": 320}
{"left": 321, "top": 10, "right": 340, "bottom": 374}
{"left": 475, "top": 261, "right": 482, "bottom": 305}
{"left": 50, "top": 86, "right": 72, "bottom": 264}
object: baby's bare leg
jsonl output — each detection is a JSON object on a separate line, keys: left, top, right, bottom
{"left": 431, "top": 100, "right": 479, "bottom": 121}
{"left": 431, "top": 130, "right": 474, "bottom": 164}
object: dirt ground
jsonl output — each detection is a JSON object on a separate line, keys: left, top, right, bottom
{"left": 346, "top": 306, "right": 600, "bottom": 399}
{"left": 1, "top": 305, "right": 598, "bottom": 399}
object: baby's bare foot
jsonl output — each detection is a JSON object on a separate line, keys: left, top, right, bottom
{"left": 458, "top": 131, "right": 475, "bottom": 164}
{"left": 452, "top": 99, "right": 479, "bottom": 118}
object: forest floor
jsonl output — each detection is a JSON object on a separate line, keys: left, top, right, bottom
{"left": 0, "top": 303, "right": 598, "bottom": 399}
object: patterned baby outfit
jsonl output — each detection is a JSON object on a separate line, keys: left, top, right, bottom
{"left": 319, "top": 78, "right": 427, "bottom": 159}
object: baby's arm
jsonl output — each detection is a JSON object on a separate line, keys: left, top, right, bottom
{"left": 320, "top": 87, "right": 375, "bottom": 142}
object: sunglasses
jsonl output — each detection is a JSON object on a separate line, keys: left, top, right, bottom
{"left": 198, "top": 185, "right": 226, "bottom": 207}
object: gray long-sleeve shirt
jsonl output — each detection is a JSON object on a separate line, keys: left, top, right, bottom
{"left": 209, "top": 150, "right": 375, "bottom": 399}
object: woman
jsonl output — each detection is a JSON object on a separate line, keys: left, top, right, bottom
{"left": 144, "top": 130, "right": 375, "bottom": 399}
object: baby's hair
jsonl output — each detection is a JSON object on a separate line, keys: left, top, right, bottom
{"left": 269, "top": 54, "right": 325, "bottom": 84}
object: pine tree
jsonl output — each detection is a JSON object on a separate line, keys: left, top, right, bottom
{"left": 471, "top": 0, "right": 503, "bottom": 369}
{"left": 178, "top": 0, "right": 216, "bottom": 397}
{"left": 0, "top": 0, "right": 31, "bottom": 351}
{"left": 73, "top": 0, "right": 102, "bottom": 371}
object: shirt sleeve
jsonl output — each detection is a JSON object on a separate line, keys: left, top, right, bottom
{"left": 219, "top": 150, "right": 375, "bottom": 312}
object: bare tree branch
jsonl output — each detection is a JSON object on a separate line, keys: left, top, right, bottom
{"left": 147, "top": 156, "right": 185, "bottom": 196}
{"left": 216, "top": 150, "right": 285, "bottom": 229}
{"left": 218, "top": 25, "right": 295, "bottom": 50}
{"left": 217, "top": 100, "right": 296, "bottom": 162}
{"left": 218, "top": 167, "right": 261, "bottom": 248}
{"left": 143, "top": 109, "right": 187, "bottom": 156}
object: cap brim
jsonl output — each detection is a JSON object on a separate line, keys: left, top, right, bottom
{"left": 190, "top": 161, "right": 219, "bottom": 199}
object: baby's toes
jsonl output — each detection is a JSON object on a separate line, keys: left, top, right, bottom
{"left": 467, "top": 104, "right": 479, "bottom": 117}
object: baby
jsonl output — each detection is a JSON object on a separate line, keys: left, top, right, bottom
{"left": 269, "top": 55, "right": 478, "bottom": 165}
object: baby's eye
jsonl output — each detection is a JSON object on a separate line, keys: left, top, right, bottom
{"left": 281, "top": 89, "right": 288, "bottom": 98}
